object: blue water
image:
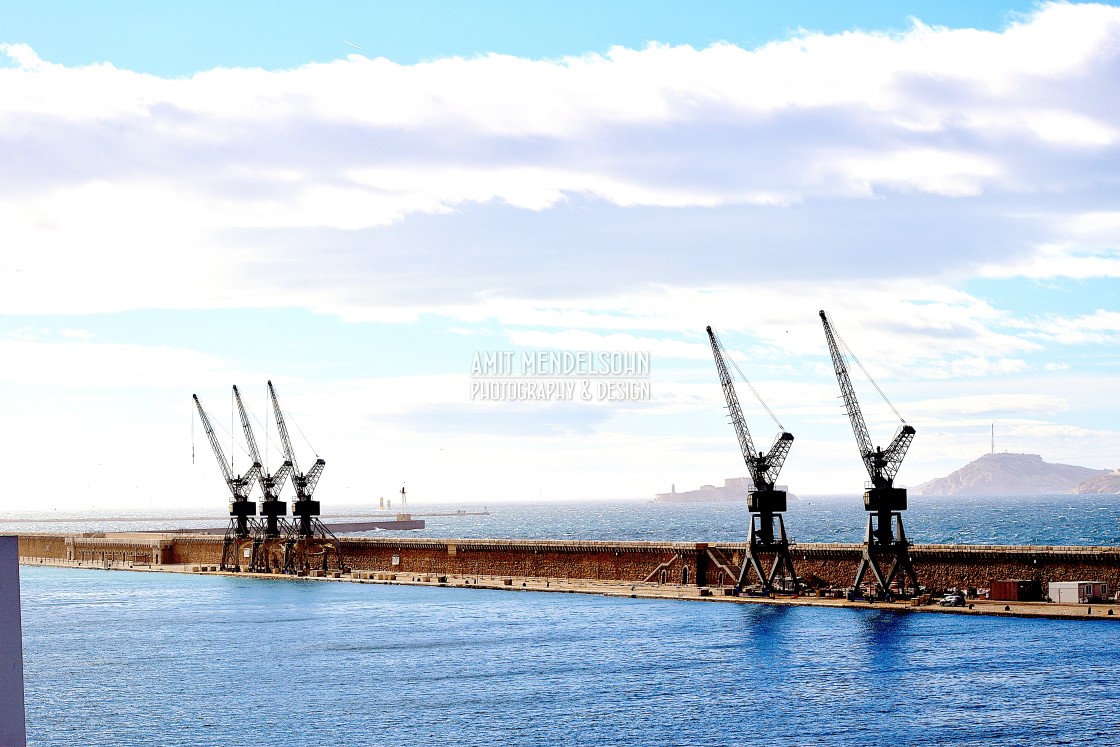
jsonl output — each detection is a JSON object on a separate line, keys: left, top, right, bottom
{"left": 18, "top": 565, "right": 1120, "bottom": 746}
{"left": 6, "top": 493, "right": 1120, "bottom": 545}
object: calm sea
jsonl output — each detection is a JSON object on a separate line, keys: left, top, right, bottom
{"left": 12, "top": 495, "right": 1120, "bottom": 746}
{"left": 18, "top": 563, "right": 1120, "bottom": 747}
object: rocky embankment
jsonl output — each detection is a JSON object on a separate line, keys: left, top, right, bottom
{"left": 913, "top": 452, "right": 1113, "bottom": 496}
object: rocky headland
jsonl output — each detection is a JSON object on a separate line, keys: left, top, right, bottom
{"left": 912, "top": 452, "right": 1116, "bottom": 495}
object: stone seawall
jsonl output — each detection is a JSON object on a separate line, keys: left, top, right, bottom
{"left": 16, "top": 534, "right": 1120, "bottom": 593}
{"left": 17, "top": 534, "right": 174, "bottom": 565}
{"left": 342, "top": 538, "right": 702, "bottom": 585}
{"left": 776, "top": 543, "right": 1120, "bottom": 592}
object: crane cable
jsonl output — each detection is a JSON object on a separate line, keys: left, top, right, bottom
{"left": 201, "top": 398, "right": 255, "bottom": 461}
{"left": 231, "top": 394, "right": 236, "bottom": 473}
{"left": 832, "top": 324, "right": 907, "bottom": 424}
{"left": 293, "top": 417, "right": 320, "bottom": 460}
{"left": 278, "top": 395, "right": 321, "bottom": 460}
{"left": 714, "top": 331, "right": 785, "bottom": 432}
{"left": 247, "top": 402, "right": 287, "bottom": 471}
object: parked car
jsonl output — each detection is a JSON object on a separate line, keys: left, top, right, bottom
{"left": 939, "top": 594, "right": 965, "bottom": 607}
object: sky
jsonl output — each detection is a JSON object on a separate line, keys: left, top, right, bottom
{"left": 1, "top": 1, "right": 1119, "bottom": 511}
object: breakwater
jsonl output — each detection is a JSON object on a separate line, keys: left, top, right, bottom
{"left": 16, "top": 533, "right": 1120, "bottom": 593}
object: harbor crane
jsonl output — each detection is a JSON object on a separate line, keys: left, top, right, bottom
{"left": 819, "top": 310, "right": 918, "bottom": 597}
{"left": 192, "top": 393, "right": 261, "bottom": 571}
{"left": 268, "top": 380, "right": 341, "bottom": 572}
{"left": 706, "top": 326, "right": 798, "bottom": 595}
{"left": 233, "top": 384, "right": 293, "bottom": 572}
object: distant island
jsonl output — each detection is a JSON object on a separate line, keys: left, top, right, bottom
{"left": 655, "top": 478, "right": 793, "bottom": 503}
{"left": 911, "top": 452, "right": 1119, "bottom": 495}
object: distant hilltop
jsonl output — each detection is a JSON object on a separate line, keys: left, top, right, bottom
{"left": 655, "top": 478, "right": 792, "bottom": 503}
{"left": 912, "top": 452, "right": 1116, "bottom": 496}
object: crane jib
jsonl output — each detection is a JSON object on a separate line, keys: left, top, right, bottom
{"left": 818, "top": 310, "right": 915, "bottom": 487}
{"left": 268, "top": 380, "right": 326, "bottom": 504}
{"left": 192, "top": 393, "right": 261, "bottom": 502}
{"left": 705, "top": 325, "right": 793, "bottom": 491}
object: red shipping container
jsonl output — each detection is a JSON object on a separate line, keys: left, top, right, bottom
{"left": 990, "top": 579, "right": 1041, "bottom": 601}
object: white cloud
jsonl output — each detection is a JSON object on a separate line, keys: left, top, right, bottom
{"left": 979, "top": 242, "right": 1120, "bottom": 281}
{"left": 0, "top": 4, "right": 1118, "bottom": 318}
{"left": 834, "top": 148, "right": 1002, "bottom": 197}
{"left": 1018, "top": 309, "right": 1120, "bottom": 344}
{"left": 907, "top": 393, "right": 1069, "bottom": 419}
{"left": 1024, "top": 110, "right": 1117, "bottom": 146}
{"left": 507, "top": 329, "right": 712, "bottom": 360}
{"left": 0, "top": 339, "right": 233, "bottom": 388}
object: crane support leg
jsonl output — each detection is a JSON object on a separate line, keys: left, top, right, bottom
{"left": 852, "top": 511, "right": 918, "bottom": 599}
{"left": 220, "top": 530, "right": 258, "bottom": 573}
{"left": 249, "top": 535, "right": 288, "bottom": 573}
{"left": 737, "top": 511, "right": 799, "bottom": 595}
{"left": 248, "top": 537, "right": 263, "bottom": 572}
{"left": 220, "top": 524, "right": 237, "bottom": 572}
{"left": 220, "top": 519, "right": 243, "bottom": 572}
{"left": 281, "top": 518, "right": 346, "bottom": 574}
{"left": 248, "top": 500, "right": 291, "bottom": 573}
{"left": 220, "top": 499, "right": 258, "bottom": 571}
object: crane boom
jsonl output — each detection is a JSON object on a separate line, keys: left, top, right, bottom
{"left": 268, "top": 380, "right": 300, "bottom": 476}
{"left": 819, "top": 311, "right": 875, "bottom": 469}
{"left": 194, "top": 394, "right": 233, "bottom": 486}
{"left": 234, "top": 385, "right": 294, "bottom": 501}
{"left": 707, "top": 327, "right": 759, "bottom": 474}
{"left": 268, "top": 380, "right": 325, "bottom": 502}
{"left": 192, "top": 394, "right": 260, "bottom": 500}
{"left": 818, "top": 310, "right": 914, "bottom": 488}
{"left": 706, "top": 326, "right": 793, "bottom": 489}
{"left": 233, "top": 384, "right": 261, "bottom": 467}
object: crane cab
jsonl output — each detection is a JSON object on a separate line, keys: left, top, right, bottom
{"left": 864, "top": 487, "right": 906, "bottom": 512}
{"left": 228, "top": 501, "right": 257, "bottom": 518}
{"left": 748, "top": 489, "right": 787, "bottom": 513}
